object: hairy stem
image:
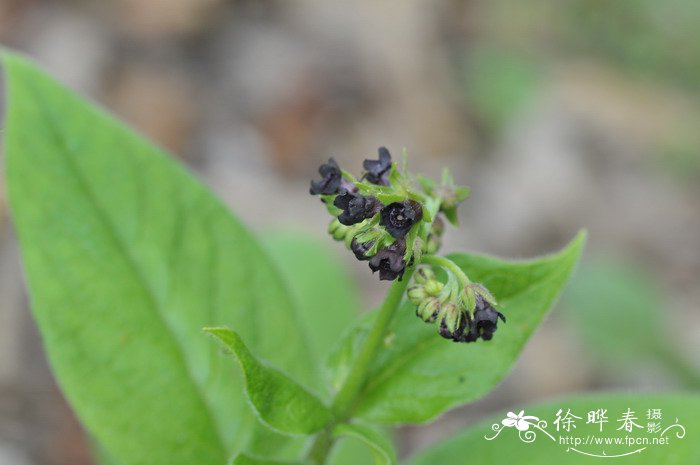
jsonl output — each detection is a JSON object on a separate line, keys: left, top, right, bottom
{"left": 306, "top": 267, "right": 415, "bottom": 464}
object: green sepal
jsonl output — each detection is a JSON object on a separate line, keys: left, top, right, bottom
{"left": 440, "top": 303, "right": 461, "bottom": 333}
{"left": 442, "top": 206, "right": 459, "bottom": 226}
{"left": 472, "top": 283, "right": 498, "bottom": 307}
{"left": 454, "top": 185, "right": 470, "bottom": 202}
{"left": 459, "top": 286, "right": 476, "bottom": 313}
{"left": 320, "top": 195, "right": 342, "bottom": 216}
{"left": 376, "top": 192, "right": 408, "bottom": 205}
{"left": 416, "top": 174, "right": 436, "bottom": 196}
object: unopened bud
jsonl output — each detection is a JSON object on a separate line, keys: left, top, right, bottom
{"left": 415, "top": 267, "right": 436, "bottom": 285}
{"left": 407, "top": 284, "right": 427, "bottom": 305}
{"left": 417, "top": 298, "right": 441, "bottom": 323}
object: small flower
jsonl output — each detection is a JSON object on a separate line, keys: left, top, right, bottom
{"left": 379, "top": 200, "right": 423, "bottom": 238}
{"left": 368, "top": 239, "right": 407, "bottom": 281}
{"left": 472, "top": 294, "right": 506, "bottom": 341}
{"left": 502, "top": 411, "right": 539, "bottom": 431}
{"left": 363, "top": 147, "right": 392, "bottom": 186}
{"left": 310, "top": 158, "right": 342, "bottom": 195}
{"left": 334, "top": 191, "right": 382, "bottom": 226}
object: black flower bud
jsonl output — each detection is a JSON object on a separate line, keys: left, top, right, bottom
{"left": 310, "top": 158, "right": 342, "bottom": 195}
{"left": 363, "top": 147, "right": 392, "bottom": 186}
{"left": 334, "top": 191, "right": 382, "bottom": 226}
{"left": 350, "top": 237, "right": 375, "bottom": 261}
{"left": 379, "top": 200, "right": 423, "bottom": 239}
{"left": 472, "top": 294, "right": 506, "bottom": 341}
{"left": 368, "top": 239, "right": 407, "bottom": 281}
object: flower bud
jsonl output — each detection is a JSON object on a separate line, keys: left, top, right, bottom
{"left": 415, "top": 267, "right": 436, "bottom": 285}
{"left": 407, "top": 284, "right": 427, "bottom": 305}
{"left": 459, "top": 286, "right": 476, "bottom": 313}
{"left": 416, "top": 297, "right": 441, "bottom": 323}
{"left": 424, "top": 233, "right": 441, "bottom": 255}
{"left": 350, "top": 237, "right": 375, "bottom": 261}
{"left": 438, "top": 302, "right": 462, "bottom": 338}
{"left": 431, "top": 216, "right": 445, "bottom": 237}
{"left": 423, "top": 279, "right": 444, "bottom": 296}
{"left": 328, "top": 218, "right": 351, "bottom": 241}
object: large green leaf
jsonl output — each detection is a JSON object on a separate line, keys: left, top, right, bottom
{"left": 1, "top": 50, "right": 314, "bottom": 464}
{"left": 328, "top": 231, "right": 586, "bottom": 424}
{"left": 262, "top": 231, "right": 360, "bottom": 390}
{"left": 562, "top": 259, "right": 700, "bottom": 388}
{"left": 231, "top": 455, "right": 304, "bottom": 465}
{"left": 406, "top": 394, "right": 700, "bottom": 465}
{"left": 205, "top": 327, "right": 333, "bottom": 435}
{"left": 332, "top": 423, "right": 396, "bottom": 465}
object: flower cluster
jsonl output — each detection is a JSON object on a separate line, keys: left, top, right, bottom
{"left": 310, "top": 146, "right": 504, "bottom": 343}
{"left": 311, "top": 147, "right": 439, "bottom": 281}
{"left": 408, "top": 267, "right": 505, "bottom": 343}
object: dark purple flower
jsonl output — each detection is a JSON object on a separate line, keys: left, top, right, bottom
{"left": 451, "top": 313, "right": 478, "bottom": 343}
{"left": 368, "top": 239, "right": 407, "bottom": 281}
{"left": 472, "top": 294, "right": 505, "bottom": 341}
{"left": 363, "top": 147, "right": 392, "bottom": 186}
{"left": 379, "top": 200, "right": 423, "bottom": 238}
{"left": 351, "top": 237, "right": 374, "bottom": 261}
{"left": 334, "top": 191, "right": 382, "bottom": 226}
{"left": 310, "top": 158, "right": 342, "bottom": 195}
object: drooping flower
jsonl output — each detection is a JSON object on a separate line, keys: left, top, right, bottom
{"left": 472, "top": 294, "right": 506, "bottom": 341}
{"left": 368, "top": 239, "right": 407, "bottom": 281}
{"left": 309, "top": 158, "right": 342, "bottom": 195}
{"left": 363, "top": 147, "right": 392, "bottom": 186}
{"left": 334, "top": 191, "right": 382, "bottom": 226}
{"left": 379, "top": 200, "right": 423, "bottom": 238}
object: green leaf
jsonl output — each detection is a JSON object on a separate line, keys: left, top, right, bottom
{"left": 231, "top": 454, "right": 304, "bottom": 465}
{"left": 406, "top": 394, "right": 700, "bottom": 465}
{"left": 205, "top": 327, "right": 333, "bottom": 435}
{"left": 1, "top": 50, "right": 313, "bottom": 464}
{"left": 332, "top": 423, "right": 396, "bottom": 465}
{"left": 562, "top": 259, "right": 700, "bottom": 388}
{"left": 262, "top": 231, "right": 360, "bottom": 386}
{"left": 328, "top": 231, "right": 586, "bottom": 424}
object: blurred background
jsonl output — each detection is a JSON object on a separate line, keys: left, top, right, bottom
{"left": 1, "top": 0, "right": 699, "bottom": 463}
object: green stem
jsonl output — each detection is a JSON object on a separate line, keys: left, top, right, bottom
{"left": 332, "top": 266, "right": 415, "bottom": 416}
{"left": 305, "top": 266, "right": 415, "bottom": 464}
{"left": 421, "top": 254, "right": 471, "bottom": 285}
